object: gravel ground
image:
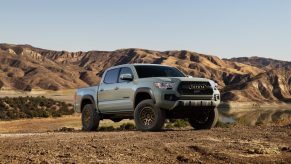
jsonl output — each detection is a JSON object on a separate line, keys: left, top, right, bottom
{"left": 0, "top": 125, "right": 290, "bottom": 163}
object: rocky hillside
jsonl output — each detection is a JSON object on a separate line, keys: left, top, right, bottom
{"left": 226, "top": 57, "right": 291, "bottom": 71}
{"left": 0, "top": 43, "right": 290, "bottom": 103}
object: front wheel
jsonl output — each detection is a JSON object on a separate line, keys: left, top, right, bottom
{"left": 188, "top": 107, "right": 218, "bottom": 130}
{"left": 82, "top": 104, "right": 100, "bottom": 131}
{"left": 134, "top": 99, "right": 165, "bottom": 131}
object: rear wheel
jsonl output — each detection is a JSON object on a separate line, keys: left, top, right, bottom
{"left": 188, "top": 107, "right": 218, "bottom": 130}
{"left": 134, "top": 99, "right": 165, "bottom": 131}
{"left": 82, "top": 104, "right": 100, "bottom": 131}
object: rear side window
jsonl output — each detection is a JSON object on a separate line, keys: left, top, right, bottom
{"left": 103, "top": 68, "right": 120, "bottom": 84}
{"left": 118, "top": 67, "right": 133, "bottom": 82}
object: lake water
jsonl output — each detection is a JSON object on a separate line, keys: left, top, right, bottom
{"left": 218, "top": 107, "right": 291, "bottom": 125}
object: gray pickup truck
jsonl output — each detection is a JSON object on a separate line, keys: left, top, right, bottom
{"left": 75, "top": 64, "right": 220, "bottom": 131}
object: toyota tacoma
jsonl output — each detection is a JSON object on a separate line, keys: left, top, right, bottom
{"left": 75, "top": 64, "right": 220, "bottom": 131}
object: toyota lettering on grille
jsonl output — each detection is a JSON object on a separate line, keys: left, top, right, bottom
{"left": 188, "top": 84, "right": 207, "bottom": 90}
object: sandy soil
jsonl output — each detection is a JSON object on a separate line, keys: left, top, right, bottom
{"left": 0, "top": 115, "right": 135, "bottom": 133}
{"left": 0, "top": 115, "right": 81, "bottom": 133}
{"left": 0, "top": 125, "right": 290, "bottom": 163}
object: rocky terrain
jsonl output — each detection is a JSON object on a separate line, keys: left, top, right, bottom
{"left": 0, "top": 43, "right": 290, "bottom": 102}
{"left": 0, "top": 126, "right": 290, "bottom": 163}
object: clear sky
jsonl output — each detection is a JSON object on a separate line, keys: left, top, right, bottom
{"left": 1, "top": 0, "right": 290, "bottom": 61}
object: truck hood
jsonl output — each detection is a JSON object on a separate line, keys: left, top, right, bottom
{"left": 138, "top": 77, "right": 213, "bottom": 83}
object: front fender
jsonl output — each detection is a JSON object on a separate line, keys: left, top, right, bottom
{"left": 134, "top": 87, "right": 156, "bottom": 108}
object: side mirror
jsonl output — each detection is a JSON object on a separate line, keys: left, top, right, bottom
{"left": 120, "top": 74, "right": 133, "bottom": 81}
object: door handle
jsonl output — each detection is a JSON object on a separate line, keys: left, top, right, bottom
{"left": 100, "top": 88, "right": 104, "bottom": 92}
{"left": 114, "top": 87, "right": 119, "bottom": 90}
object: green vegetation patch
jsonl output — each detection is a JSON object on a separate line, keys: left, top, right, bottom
{"left": 0, "top": 96, "right": 74, "bottom": 120}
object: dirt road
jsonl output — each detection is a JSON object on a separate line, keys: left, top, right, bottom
{"left": 0, "top": 126, "right": 290, "bottom": 163}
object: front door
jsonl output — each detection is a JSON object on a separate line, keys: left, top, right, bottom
{"left": 98, "top": 68, "right": 121, "bottom": 113}
{"left": 115, "top": 67, "right": 135, "bottom": 112}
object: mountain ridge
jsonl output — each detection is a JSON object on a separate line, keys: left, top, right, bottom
{"left": 0, "top": 43, "right": 290, "bottom": 103}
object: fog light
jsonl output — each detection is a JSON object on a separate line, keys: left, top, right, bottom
{"left": 214, "top": 94, "right": 220, "bottom": 101}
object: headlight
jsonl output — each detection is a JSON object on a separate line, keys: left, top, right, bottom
{"left": 154, "top": 82, "right": 175, "bottom": 89}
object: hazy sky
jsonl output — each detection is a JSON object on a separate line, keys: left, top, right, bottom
{"left": 1, "top": 0, "right": 290, "bottom": 61}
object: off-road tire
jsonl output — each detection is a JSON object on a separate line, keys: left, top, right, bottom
{"left": 134, "top": 99, "right": 165, "bottom": 131}
{"left": 82, "top": 104, "right": 100, "bottom": 131}
{"left": 188, "top": 107, "right": 218, "bottom": 130}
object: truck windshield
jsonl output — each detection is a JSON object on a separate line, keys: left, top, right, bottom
{"left": 134, "top": 65, "right": 186, "bottom": 78}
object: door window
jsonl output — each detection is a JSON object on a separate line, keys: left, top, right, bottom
{"left": 103, "top": 68, "right": 120, "bottom": 84}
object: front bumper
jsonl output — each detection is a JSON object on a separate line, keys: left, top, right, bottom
{"left": 169, "top": 100, "right": 219, "bottom": 110}
{"left": 153, "top": 88, "right": 221, "bottom": 110}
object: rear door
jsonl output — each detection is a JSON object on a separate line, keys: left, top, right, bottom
{"left": 98, "top": 68, "right": 121, "bottom": 113}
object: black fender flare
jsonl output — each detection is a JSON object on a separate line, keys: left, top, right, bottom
{"left": 134, "top": 87, "right": 156, "bottom": 107}
{"left": 80, "top": 95, "right": 97, "bottom": 112}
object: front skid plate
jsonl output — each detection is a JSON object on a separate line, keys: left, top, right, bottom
{"left": 170, "top": 100, "right": 217, "bottom": 109}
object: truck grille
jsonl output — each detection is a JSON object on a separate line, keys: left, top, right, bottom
{"left": 177, "top": 81, "right": 213, "bottom": 95}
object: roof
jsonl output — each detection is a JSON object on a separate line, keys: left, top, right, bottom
{"left": 114, "top": 63, "right": 172, "bottom": 67}
{"left": 132, "top": 63, "right": 170, "bottom": 66}
{"left": 106, "top": 63, "right": 173, "bottom": 70}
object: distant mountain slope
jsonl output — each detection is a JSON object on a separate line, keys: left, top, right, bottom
{"left": 226, "top": 57, "right": 291, "bottom": 71}
{"left": 0, "top": 43, "right": 290, "bottom": 103}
